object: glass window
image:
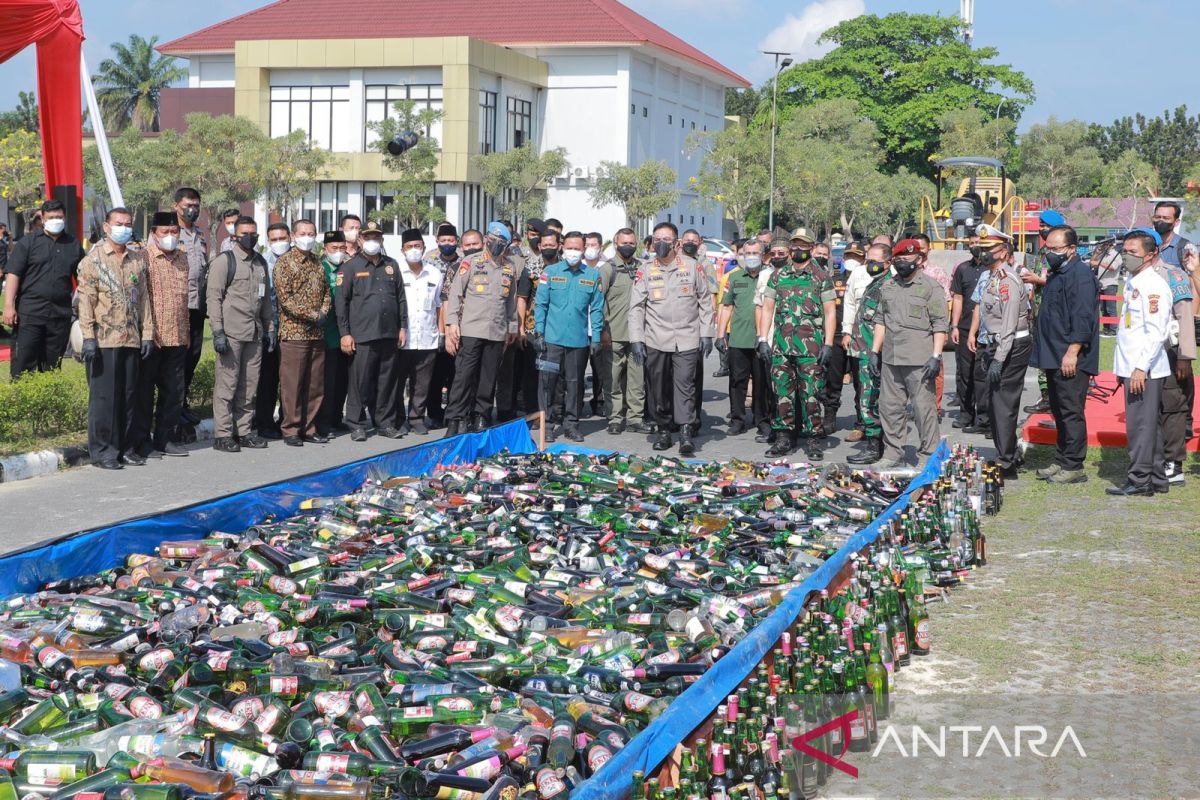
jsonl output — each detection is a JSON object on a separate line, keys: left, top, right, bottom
{"left": 479, "top": 90, "right": 497, "bottom": 154}
{"left": 506, "top": 97, "right": 532, "bottom": 151}
{"left": 269, "top": 85, "right": 350, "bottom": 150}
{"left": 364, "top": 84, "right": 444, "bottom": 149}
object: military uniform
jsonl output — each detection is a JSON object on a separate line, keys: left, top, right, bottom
{"left": 603, "top": 256, "right": 646, "bottom": 430}
{"left": 628, "top": 254, "right": 715, "bottom": 436}
{"left": 721, "top": 266, "right": 771, "bottom": 433}
{"left": 822, "top": 264, "right": 852, "bottom": 428}
{"left": 77, "top": 241, "right": 153, "bottom": 465}
{"left": 274, "top": 247, "right": 332, "bottom": 440}
{"left": 335, "top": 251, "right": 407, "bottom": 436}
{"left": 533, "top": 259, "right": 604, "bottom": 431}
{"left": 979, "top": 264, "right": 1031, "bottom": 469}
{"left": 850, "top": 265, "right": 888, "bottom": 443}
{"left": 763, "top": 263, "right": 835, "bottom": 439}
{"left": 445, "top": 249, "right": 522, "bottom": 431}
{"left": 207, "top": 244, "right": 274, "bottom": 442}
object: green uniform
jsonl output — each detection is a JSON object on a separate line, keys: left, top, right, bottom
{"left": 764, "top": 264, "right": 835, "bottom": 435}
{"left": 851, "top": 267, "right": 888, "bottom": 439}
{"left": 721, "top": 268, "right": 759, "bottom": 349}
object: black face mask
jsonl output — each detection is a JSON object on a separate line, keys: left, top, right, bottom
{"left": 488, "top": 240, "right": 507, "bottom": 259}
{"left": 812, "top": 256, "right": 829, "bottom": 268}
{"left": 616, "top": 244, "right": 637, "bottom": 260}
{"left": 463, "top": 247, "right": 483, "bottom": 258}
{"left": 1044, "top": 250, "right": 1070, "bottom": 271}
{"left": 865, "top": 259, "right": 888, "bottom": 276}
{"left": 238, "top": 233, "right": 259, "bottom": 252}
{"left": 893, "top": 258, "right": 919, "bottom": 278}
{"left": 681, "top": 242, "right": 700, "bottom": 257}
{"left": 791, "top": 249, "right": 811, "bottom": 263}
{"left": 1153, "top": 220, "right": 1174, "bottom": 236}
{"left": 977, "top": 250, "right": 997, "bottom": 269}
{"left": 438, "top": 243, "right": 458, "bottom": 257}
{"left": 770, "top": 256, "right": 789, "bottom": 269}
{"left": 969, "top": 245, "right": 984, "bottom": 263}
{"left": 540, "top": 247, "right": 560, "bottom": 263}
{"left": 180, "top": 207, "right": 200, "bottom": 224}
{"left": 653, "top": 241, "right": 674, "bottom": 260}
{"left": 527, "top": 236, "right": 540, "bottom": 249}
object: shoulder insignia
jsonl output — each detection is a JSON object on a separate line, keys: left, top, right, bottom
{"left": 1149, "top": 294, "right": 1160, "bottom": 314}
{"left": 998, "top": 283, "right": 1010, "bottom": 302}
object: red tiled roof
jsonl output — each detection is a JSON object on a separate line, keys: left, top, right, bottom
{"left": 158, "top": 0, "right": 748, "bottom": 87}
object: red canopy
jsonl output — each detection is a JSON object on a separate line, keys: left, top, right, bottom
{"left": 0, "top": 0, "right": 84, "bottom": 235}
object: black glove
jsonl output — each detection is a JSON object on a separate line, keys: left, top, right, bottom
{"left": 756, "top": 340, "right": 772, "bottom": 362}
{"left": 701, "top": 337, "right": 713, "bottom": 358}
{"left": 140, "top": 340, "right": 155, "bottom": 360}
{"left": 987, "top": 360, "right": 1004, "bottom": 388}
{"left": 631, "top": 342, "right": 647, "bottom": 365}
{"left": 590, "top": 341, "right": 602, "bottom": 357}
{"left": 715, "top": 336, "right": 728, "bottom": 354}
{"left": 817, "top": 344, "right": 834, "bottom": 367}
{"left": 212, "top": 331, "right": 230, "bottom": 354}
{"left": 921, "top": 355, "right": 941, "bottom": 382}
{"left": 532, "top": 333, "right": 547, "bottom": 355}
{"left": 867, "top": 351, "right": 882, "bottom": 379}
{"left": 81, "top": 339, "right": 98, "bottom": 364}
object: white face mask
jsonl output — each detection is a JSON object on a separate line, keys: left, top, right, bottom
{"left": 225, "top": 223, "right": 237, "bottom": 236}
{"left": 326, "top": 251, "right": 346, "bottom": 265}
{"left": 584, "top": 246, "right": 601, "bottom": 262}
{"left": 362, "top": 240, "right": 382, "bottom": 256}
{"left": 295, "top": 235, "right": 316, "bottom": 252}
{"left": 344, "top": 228, "right": 359, "bottom": 242}
{"left": 404, "top": 247, "right": 425, "bottom": 264}
{"left": 562, "top": 249, "right": 583, "bottom": 267}
{"left": 844, "top": 258, "right": 862, "bottom": 272}
{"left": 44, "top": 218, "right": 66, "bottom": 235}
{"left": 270, "top": 241, "right": 291, "bottom": 256}
{"left": 157, "top": 234, "right": 179, "bottom": 252}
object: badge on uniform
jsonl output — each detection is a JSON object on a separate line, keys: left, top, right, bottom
{"left": 580, "top": 279, "right": 595, "bottom": 287}
{"left": 652, "top": 289, "right": 664, "bottom": 301}
{"left": 336, "top": 274, "right": 343, "bottom": 286}
{"left": 681, "top": 285, "right": 691, "bottom": 295}
{"left": 550, "top": 276, "right": 567, "bottom": 284}
{"left": 385, "top": 265, "right": 394, "bottom": 275}
{"left": 474, "top": 283, "right": 486, "bottom": 294}
{"left": 1149, "top": 294, "right": 1160, "bottom": 314}
{"left": 356, "top": 271, "right": 370, "bottom": 277}
{"left": 999, "top": 283, "right": 1010, "bottom": 302}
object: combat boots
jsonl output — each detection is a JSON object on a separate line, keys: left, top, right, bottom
{"left": 847, "top": 437, "right": 883, "bottom": 465}
{"left": 767, "top": 433, "right": 794, "bottom": 457}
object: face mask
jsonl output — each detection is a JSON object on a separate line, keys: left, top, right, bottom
{"left": 293, "top": 236, "right": 316, "bottom": 252}
{"left": 269, "top": 241, "right": 291, "bottom": 256}
{"left": 1153, "top": 220, "right": 1173, "bottom": 236}
{"left": 770, "top": 256, "right": 789, "bottom": 269}
{"left": 653, "top": 241, "right": 674, "bottom": 260}
{"left": 404, "top": 247, "right": 425, "bottom": 264}
{"left": 791, "top": 249, "right": 811, "bottom": 263}
{"left": 44, "top": 218, "right": 66, "bottom": 235}
{"left": 361, "top": 240, "right": 383, "bottom": 257}
{"left": 616, "top": 244, "right": 637, "bottom": 260}
{"left": 681, "top": 242, "right": 700, "bottom": 257}
{"left": 180, "top": 207, "right": 200, "bottom": 224}
{"left": 540, "top": 247, "right": 560, "bottom": 263}
{"left": 977, "top": 250, "right": 997, "bottom": 269}
{"left": 741, "top": 255, "right": 762, "bottom": 273}
{"left": 893, "top": 258, "right": 918, "bottom": 277}
{"left": 584, "top": 246, "right": 601, "bottom": 261}
{"left": 1043, "top": 250, "right": 1069, "bottom": 271}
{"left": 969, "top": 246, "right": 983, "bottom": 262}
{"left": 225, "top": 223, "right": 237, "bottom": 237}
{"left": 109, "top": 225, "right": 133, "bottom": 245}
{"left": 463, "top": 247, "right": 483, "bottom": 258}
{"left": 813, "top": 256, "right": 829, "bottom": 268}
{"left": 844, "top": 258, "right": 862, "bottom": 272}
{"left": 865, "top": 259, "right": 888, "bottom": 277}
{"left": 157, "top": 234, "right": 179, "bottom": 252}
{"left": 562, "top": 249, "right": 583, "bottom": 267}
{"left": 1121, "top": 252, "right": 1145, "bottom": 273}
{"left": 239, "top": 233, "right": 259, "bottom": 252}
{"left": 438, "top": 243, "right": 457, "bottom": 257}
{"left": 488, "top": 240, "right": 507, "bottom": 259}
{"left": 344, "top": 229, "right": 359, "bottom": 242}
{"left": 527, "top": 236, "right": 540, "bottom": 250}
{"left": 326, "top": 251, "right": 346, "bottom": 265}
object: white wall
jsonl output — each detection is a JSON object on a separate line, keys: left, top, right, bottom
{"left": 190, "top": 55, "right": 234, "bottom": 88}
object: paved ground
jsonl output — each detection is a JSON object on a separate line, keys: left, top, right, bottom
{"left": 0, "top": 352, "right": 1042, "bottom": 553}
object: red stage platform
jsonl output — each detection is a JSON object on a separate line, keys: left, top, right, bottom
{"left": 1022, "top": 371, "right": 1200, "bottom": 450}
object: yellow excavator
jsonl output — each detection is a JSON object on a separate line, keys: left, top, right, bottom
{"left": 919, "top": 157, "right": 1028, "bottom": 252}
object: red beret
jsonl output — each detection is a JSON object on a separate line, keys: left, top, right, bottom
{"left": 892, "top": 239, "right": 921, "bottom": 257}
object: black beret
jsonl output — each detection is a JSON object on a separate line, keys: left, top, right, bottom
{"left": 323, "top": 231, "right": 345, "bottom": 244}
{"left": 525, "top": 218, "right": 546, "bottom": 235}
{"left": 151, "top": 211, "right": 178, "bottom": 228}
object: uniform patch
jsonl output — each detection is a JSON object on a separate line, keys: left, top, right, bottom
{"left": 681, "top": 285, "right": 691, "bottom": 295}
{"left": 355, "top": 271, "right": 370, "bottom": 277}
{"left": 550, "top": 276, "right": 568, "bottom": 284}
{"left": 1149, "top": 294, "right": 1160, "bottom": 314}
{"left": 579, "top": 279, "right": 595, "bottom": 287}
{"left": 385, "top": 265, "right": 394, "bottom": 275}
{"left": 999, "top": 283, "right": 1010, "bottom": 302}
{"left": 459, "top": 264, "right": 471, "bottom": 275}
{"left": 335, "top": 275, "right": 343, "bottom": 286}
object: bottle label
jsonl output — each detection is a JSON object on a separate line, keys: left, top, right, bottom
{"left": 355, "top": 689, "right": 377, "bottom": 712}
{"left": 104, "top": 682, "right": 133, "bottom": 700}
{"left": 446, "top": 589, "right": 476, "bottom": 605}
{"left": 552, "top": 722, "right": 573, "bottom": 741}
{"left": 71, "top": 612, "right": 108, "bottom": 633}
{"left": 893, "top": 630, "right": 908, "bottom": 657}
{"left": 267, "top": 575, "right": 298, "bottom": 594}
{"left": 494, "top": 605, "right": 524, "bottom": 633}
{"left": 915, "top": 620, "right": 931, "bottom": 650}
{"left": 537, "top": 769, "right": 566, "bottom": 798}
{"left": 623, "top": 691, "right": 654, "bottom": 712}
{"left": 266, "top": 629, "right": 298, "bottom": 646}
{"left": 850, "top": 714, "right": 867, "bottom": 741}
{"left": 26, "top": 763, "right": 77, "bottom": 785}
{"left": 627, "top": 613, "right": 653, "bottom": 625}
{"left": 587, "top": 744, "right": 613, "bottom": 772}
{"left": 271, "top": 676, "right": 299, "bottom": 695}
{"left": 437, "top": 696, "right": 475, "bottom": 712}
{"left": 402, "top": 705, "right": 435, "bottom": 719}
{"left": 129, "top": 694, "right": 164, "bottom": 719}
{"left": 206, "top": 707, "right": 247, "bottom": 732}
{"left": 287, "top": 556, "right": 321, "bottom": 574}
{"left": 313, "top": 691, "right": 352, "bottom": 717}
{"left": 315, "top": 753, "right": 350, "bottom": 773}
{"left": 206, "top": 651, "right": 233, "bottom": 670}
{"left": 254, "top": 703, "right": 281, "bottom": 733}
{"left": 36, "top": 646, "right": 66, "bottom": 669}
{"left": 138, "top": 648, "right": 176, "bottom": 671}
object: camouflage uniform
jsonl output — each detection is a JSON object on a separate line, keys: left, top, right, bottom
{"left": 851, "top": 267, "right": 888, "bottom": 439}
{"left": 764, "top": 263, "right": 835, "bottom": 436}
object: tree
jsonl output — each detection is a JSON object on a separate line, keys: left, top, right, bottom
{"left": 261, "top": 130, "right": 339, "bottom": 223}
{"left": 1018, "top": 118, "right": 1104, "bottom": 211}
{"left": 0, "top": 91, "right": 39, "bottom": 138}
{"left": 367, "top": 100, "right": 444, "bottom": 231}
{"left": 93, "top": 34, "right": 187, "bottom": 132}
{"left": 772, "top": 13, "right": 1034, "bottom": 175}
{"left": 856, "top": 167, "right": 934, "bottom": 240}
{"left": 686, "top": 122, "right": 769, "bottom": 239}
{"left": 472, "top": 144, "right": 569, "bottom": 228}
{"left": 931, "top": 108, "right": 1016, "bottom": 165}
{"left": 588, "top": 161, "right": 679, "bottom": 229}
{"left": 725, "top": 88, "right": 761, "bottom": 120}
{"left": 0, "top": 130, "right": 44, "bottom": 229}
{"left": 83, "top": 126, "right": 182, "bottom": 222}
{"left": 175, "top": 114, "right": 272, "bottom": 240}
{"left": 1088, "top": 106, "right": 1200, "bottom": 196}
{"left": 1099, "top": 151, "right": 1159, "bottom": 228}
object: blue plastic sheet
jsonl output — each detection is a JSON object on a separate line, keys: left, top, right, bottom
{"left": 0, "top": 419, "right": 537, "bottom": 596}
{"left": 571, "top": 440, "right": 951, "bottom": 800}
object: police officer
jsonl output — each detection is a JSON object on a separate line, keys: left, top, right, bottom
{"left": 716, "top": 239, "right": 769, "bottom": 435}
{"left": 495, "top": 219, "right": 542, "bottom": 422}
{"left": 681, "top": 228, "right": 716, "bottom": 435}
{"left": 424, "top": 221, "right": 461, "bottom": 428}
{"left": 335, "top": 221, "right": 408, "bottom": 442}
{"left": 845, "top": 244, "right": 891, "bottom": 465}
{"left": 532, "top": 230, "right": 604, "bottom": 442}
{"left": 949, "top": 233, "right": 985, "bottom": 430}
{"left": 174, "top": 187, "right": 208, "bottom": 429}
{"left": 77, "top": 207, "right": 154, "bottom": 470}
{"left": 629, "top": 221, "right": 715, "bottom": 456}
{"left": 208, "top": 216, "right": 275, "bottom": 453}
{"left": 869, "top": 239, "right": 948, "bottom": 468}
{"left": 758, "top": 237, "right": 836, "bottom": 460}
{"left": 977, "top": 228, "right": 1031, "bottom": 478}
{"left": 444, "top": 221, "right": 523, "bottom": 436}
{"left": 603, "top": 227, "right": 647, "bottom": 435}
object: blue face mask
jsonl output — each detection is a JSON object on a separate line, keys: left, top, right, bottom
{"left": 439, "top": 243, "right": 457, "bottom": 257}
{"left": 109, "top": 225, "right": 134, "bottom": 245}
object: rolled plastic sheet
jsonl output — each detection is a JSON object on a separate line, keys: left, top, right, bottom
{"left": 0, "top": 419, "right": 537, "bottom": 596}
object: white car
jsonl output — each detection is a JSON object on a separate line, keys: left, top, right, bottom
{"left": 703, "top": 237, "right": 735, "bottom": 260}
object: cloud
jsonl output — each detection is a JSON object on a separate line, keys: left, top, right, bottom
{"left": 754, "top": 0, "right": 866, "bottom": 80}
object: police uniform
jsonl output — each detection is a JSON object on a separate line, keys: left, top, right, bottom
{"left": 444, "top": 246, "right": 523, "bottom": 433}
{"left": 335, "top": 232, "right": 407, "bottom": 438}
{"left": 423, "top": 248, "right": 460, "bottom": 426}
{"left": 179, "top": 219, "right": 209, "bottom": 409}
{"left": 603, "top": 254, "right": 646, "bottom": 431}
{"left": 628, "top": 253, "right": 715, "bottom": 444}
{"left": 979, "top": 260, "right": 1032, "bottom": 470}
{"left": 495, "top": 242, "right": 539, "bottom": 420}
{"left": 533, "top": 258, "right": 604, "bottom": 434}
{"left": 77, "top": 240, "right": 153, "bottom": 467}
{"left": 1151, "top": 260, "right": 1195, "bottom": 478}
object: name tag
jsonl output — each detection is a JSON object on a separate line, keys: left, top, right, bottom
{"left": 258, "top": 284, "right": 266, "bottom": 299}
{"left": 550, "top": 276, "right": 568, "bottom": 284}
{"left": 355, "top": 271, "right": 370, "bottom": 277}
{"left": 579, "top": 279, "right": 595, "bottom": 287}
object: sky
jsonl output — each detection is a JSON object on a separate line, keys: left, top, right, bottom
{"left": 0, "top": 0, "right": 1192, "bottom": 130}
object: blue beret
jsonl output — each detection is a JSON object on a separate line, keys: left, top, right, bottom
{"left": 486, "top": 221, "right": 511, "bottom": 242}
{"left": 1038, "top": 209, "right": 1066, "bottom": 227}
{"left": 1132, "top": 227, "right": 1163, "bottom": 248}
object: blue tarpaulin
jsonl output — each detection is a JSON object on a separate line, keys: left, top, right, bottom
{"left": 0, "top": 419, "right": 537, "bottom": 596}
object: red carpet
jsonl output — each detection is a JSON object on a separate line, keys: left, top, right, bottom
{"left": 1022, "top": 371, "right": 1200, "bottom": 450}
{"left": 0, "top": 344, "right": 8, "bottom": 362}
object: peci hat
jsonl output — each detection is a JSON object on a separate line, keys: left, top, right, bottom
{"left": 401, "top": 228, "right": 424, "bottom": 246}
{"left": 150, "top": 211, "right": 178, "bottom": 229}
{"left": 436, "top": 222, "right": 458, "bottom": 238}
{"left": 360, "top": 220, "right": 385, "bottom": 238}
{"left": 524, "top": 218, "right": 546, "bottom": 235}
{"left": 323, "top": 231, "right": 345, "bottom": 244}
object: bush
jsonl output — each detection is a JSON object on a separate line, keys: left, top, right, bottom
{"left": 187, "top": 353, "right": 216, "bottom": 410}
{"left": 0, "top": 367, "right": 89, "bottom": 443}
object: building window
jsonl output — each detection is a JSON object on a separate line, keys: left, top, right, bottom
{"left": 668, "top": 114, "right": 673, "bottom": 125}
{"left": 299, "top": 181, "right": 353, "bottom": 233}
{"left": 270, "top": 85, "right": 351, "bottom": 151}
{"left": 365, "top": 84, "right": 444, "bottom": 149}
{"left": 507, "top": 97, "right": 532, "bottom": 150}
{"left": 479, "top": 90, "right": 498, "bottom": 154}
{"left": 691, "top": 121, "right": 696, "bottom": 130}
{"left": 630, "top": 104, "right": 635, "bottom": 115}
{"left": 642, "top": 107, "right": 648, "bottom": 117}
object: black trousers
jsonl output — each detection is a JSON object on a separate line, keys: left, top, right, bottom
{"left": 496, "top": 343, "right": 539, "bottom": 419}
{"left": 1045, "top": 368, "right": 1089, "bottom": 471}
{"left": 10, "top": 315, "right": 69, "bottom": 378}
{"left": 87, "top": 347, "right": 139, "bottom": 464}
{"left": 1126, "top": 377, "right": 1167, "bottom": 490}
{"left": 1160, "top": 347, "right": 1195, "bottom": 463}
{"left": 954, "top": 333, "right": 981, "bottom": 424}
{"left": 397, "top": 348, "right": 437, "bottom": 422}
{"left": 538, "top": 344, "right": 588, "bottom": 426}
{"left": 184, "top": 308, "right": 205, "bottom": 401}
{"left": 345, "top": 339, "right": 399, "bottom": 431}
{"left": 728, "top": 347, "right": 772, "bottom": 429}
{"left": 254, "top": 345, "right": 281, "bottom": 434}
{"left": 447, "top": 336, "right": 504, "bottom": 422}
{"left": 647, "top": 347, "right": 699, "bottom": 429}
{"left": 972, "top": 342, "right": 994, "bottom": 427}
{"left": 987, "top": 336, "right": 1031, "bottom": 467}
{"left": 318, "top": 347, "right": 349, "bottom": 434}
{"left": 130, "top": 345, "right": 186, "bottom": 453}
{"left": 427, "top": 349, "right": 455, "bottom": 422}
{"left": 822, "top": 342, "right": 851, "bottom": 419}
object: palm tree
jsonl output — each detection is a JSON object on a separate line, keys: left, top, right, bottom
{"left": 93, "top": 35, "right": 187, "bottom": 133}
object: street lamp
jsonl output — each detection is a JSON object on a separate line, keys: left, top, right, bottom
{"left": 765, "top": 51, "right": 792, "bottom": 232}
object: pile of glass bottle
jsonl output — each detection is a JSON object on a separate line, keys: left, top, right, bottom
{"left": 0, "top": 445, "right": 996, "bottom": 800}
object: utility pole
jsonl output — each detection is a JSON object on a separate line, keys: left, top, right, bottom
{"left": 764, "top": 50, "right": 792, "bottom": 232}
{"left": 961, "top": 0, "right": 975, "bottom": 44}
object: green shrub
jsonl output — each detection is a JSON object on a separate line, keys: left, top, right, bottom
{"left": 187, "top": 353, "right": 216, "bottom": 409}
{"left": 0, "top": 367, "right": 89, "bottom": 443}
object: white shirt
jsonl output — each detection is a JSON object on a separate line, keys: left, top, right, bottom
{"left": 1114, "top": 267, "right": 1172, "bottom": 379}
{"left": 842, "top": 265, "right": 875, "bottom": 336}
{"left": 401, "top": 263, "right": 444, "bottom": 350}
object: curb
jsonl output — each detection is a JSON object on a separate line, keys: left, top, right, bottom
{"left": 0, "top": 419, "right": 215, "bottom": 485}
